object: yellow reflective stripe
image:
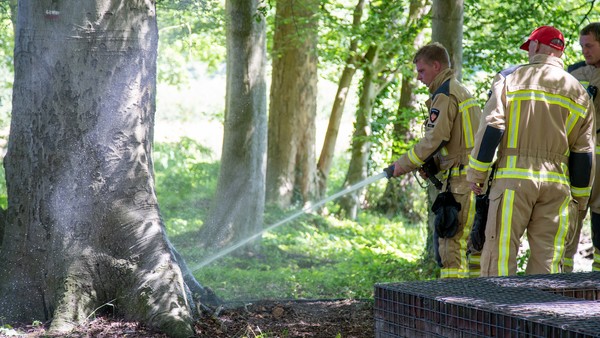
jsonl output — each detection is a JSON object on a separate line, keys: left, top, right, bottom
{"left": 565, "top": 112, "right": 578, "bottom": 136}
{"left": 468, "top": 270, "right": 480, "bottom": 277}
{"left": 440, "top": 268, "right": 469, "bottom": 279}
{"left": 571, "top": 185, "right": 592, "bottom": 198}
{"left": 469, "top": 154, "right": 491, "bottom": 172}
{"left": 460, "top": 98, "right": 477, "bottom": 148}
{"left": 562, "top": 257, "right": 573, "bottom": 267}
{"left": 460, "top": 193, "right": 476, "bottom": 271}
{"left": 495, "top": 168, "right": 570, "bottom": 185}
{"left": 448, "top": 166, "right": 469, "bottom": 177}
{"left": 551, "top": 197, "right": 570, "bottom": 273}
{"left": 507, "top": 89, "right": 587, "bottom": 118}
{"left": 469, "top": 254, "right": 481, "bottom": 265}
{"left": 595, "top": 145, "right": 600, "bottom": 155}
{"left": 407, "top": 148, "right": 424, "bottom": 166}
{"left": 507, "top": 100, "right": 520, "bottom": 148}
{"left": 498, "top": 190, "right": 514, "bottom": 276}
{"left": 440, "top": 147, "right": 448, "bottom": 156}
{"left": 507, "top": 156, "right": 517, "bottom": 168}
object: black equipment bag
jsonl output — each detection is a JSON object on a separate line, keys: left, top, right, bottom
{"left": 431, "top": 183, "right": 461, "bottom": 239}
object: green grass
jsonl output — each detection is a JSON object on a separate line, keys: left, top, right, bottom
{"left": 154, "top": 138, "right": 437, "bottom": 302}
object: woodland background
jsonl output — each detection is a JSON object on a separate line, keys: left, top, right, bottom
{"left": 0, "top": 1, "right": 596, "bottom": 337}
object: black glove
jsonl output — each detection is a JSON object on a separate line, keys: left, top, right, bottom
{"left": 470, "top": 194, "right": 489, "bottom": 251}
{"left": 431, "top": 191, "right": 461, "bottom": 238}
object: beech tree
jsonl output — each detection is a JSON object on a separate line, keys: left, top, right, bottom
{"left": 0, "top": 1, "right": 206, "bottom": 336}
{"left": 266, "top": 0, "right": 319, "bottom": 208}
{"left": 201, "top": 0, "right": 267, "bottom": 249}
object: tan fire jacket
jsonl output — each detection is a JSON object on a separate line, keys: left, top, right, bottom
{"left": 569, "top": 62, "right": 600, "bottom": 147}
{"left": 468, "top": 54, "right": 596, "bottom": 208}
{"left": 396, "top": 68, "right": 481, "bottom": 174}
{"left": 569, "top": 62, "right": 600, "bottom": 113}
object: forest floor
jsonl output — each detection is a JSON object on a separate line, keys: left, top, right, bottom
{"left": 6, "top": 299, "right": 374, "bottom": 337}
{"left": 5, "top": 236, "right": 594, "bottom": 338}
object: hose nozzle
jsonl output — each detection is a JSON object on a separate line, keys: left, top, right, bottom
{"left": 383, "top": 164, "right": 395, "bottom": 179}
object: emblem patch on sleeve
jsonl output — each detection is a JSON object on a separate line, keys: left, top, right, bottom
{"left": 429, "top": 108, "right": 440, "bottom": 122}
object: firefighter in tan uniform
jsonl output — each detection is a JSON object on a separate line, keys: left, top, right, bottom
{"left": 392, "top": 42, "right": 482, "bottom": 278}
{"left": 564, "top": 22, "right": 600, "bottom": 272}
{"left": 467, "top": 26, "right": 595, "bottom": 276}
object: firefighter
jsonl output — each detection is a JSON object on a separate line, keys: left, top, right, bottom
{"left": 564, "top": 22, "right": 600, "bottom": 272}
{"left": 467, "top": 26, "right": 595, "bottom": 276}
{"left": 392, "top": 42, "right": 482, "bottom": 278}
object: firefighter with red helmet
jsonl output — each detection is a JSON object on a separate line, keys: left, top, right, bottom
{"left": 467, "top": 26, "right": 595, "bottom": 276}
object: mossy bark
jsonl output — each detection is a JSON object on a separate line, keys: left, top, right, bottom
{"left": 0, "top": 1, "right": 197, "bottom": 337}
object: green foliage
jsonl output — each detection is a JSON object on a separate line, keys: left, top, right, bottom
{"left": 517, "top": 248, "right": 530, "bottom": 276}
{"left": 0, "top": 3, "right": 13, "bottom": 130}
{"left": 155, "top": 140, "right": 434, "bottom": 301}
{"left": 156, "top": 0, "right": 226, "bottom": 85}
{"left": 463, "top": 0, "right": 596, "bottom": 99}
{"left": 0, "top": 168, "right": 7, "bottom": 209}
{"left": 188, "top": 212, "right": 431, "bottom": 300}
{"left": 153, "top": 137, "right": 217, "bottom": 236}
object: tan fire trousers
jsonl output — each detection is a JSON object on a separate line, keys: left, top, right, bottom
{"left": 438, "top": 173, "right": 480, "bottom": 278}
{"left": 480, "top": 178, "right": 577, "bottom": 276}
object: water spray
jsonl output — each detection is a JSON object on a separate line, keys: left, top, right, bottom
{"left": 190, "top": 165, "right": 396, "bottom": 272}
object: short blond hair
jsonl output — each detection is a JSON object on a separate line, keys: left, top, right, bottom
{"left": 413, "top": 42, "right": 451, "bottom": 68}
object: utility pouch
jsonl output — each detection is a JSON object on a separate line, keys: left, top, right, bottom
{"left": 470, "top": 165, "right": 495, "bottom": 251}
{"left": 431, "top": 182, "right": 461, "bottom": 238}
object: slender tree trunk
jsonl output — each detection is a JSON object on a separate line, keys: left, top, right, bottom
{"left": 428, "top": 0, "right": 463, "bottom": 266}
{"left": 341, "top": 0, "right": 430, "bottom": 219}
{"left": 266, "top": 0, "right": 319, "bottom": 208}
{"left": 317, "top": 0, "right": 366, "bottom": 197}
{"left": 376, "top": 0, "right": 429, "bottom": 219}
{"left": 339, "top": 46, "right": 379, "bottom": 219}
{"left": 201, "top": 0, "right": 267, "bottom": 250}
{"left": 0, "top": 1, "right": 197, "bottom": 336}
{"left": 432, "top": 0, "right": 463, "bottom": 78}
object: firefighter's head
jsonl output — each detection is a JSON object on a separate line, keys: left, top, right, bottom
{"left": 413, "top": 42, "right": 451, "bottom": 86}
{"left": 579, "top": 22, "right": 600, "bottom": 67}
{"left": 520, "top": 25, "right": 565, "bottom": 59}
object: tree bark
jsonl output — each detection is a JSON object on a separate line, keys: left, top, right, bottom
{"left": 339, "top": 45, "right": 379, "bottom": 219}
{"left": 316, "top": 0, "right": 366, "bottom": 198}
{"left": 266, "top": 0, "right": 319, "bottom": 208}
{"left": 376, "top": 0, "right": 429, "bottom": 219}
{"left": 0, "top": 1, "right": 197, "bottom": 337}
{"left": 432, "top": 0, "right": 464, "bottom": 79}
{"left": 201, "top": 0, "right": 267, "bottom": 250}
{"left": 339, "top": 0, "right": 430, "bottom": 219}
{"left": 429, "top": 0, "right": 464, "bottom": 265}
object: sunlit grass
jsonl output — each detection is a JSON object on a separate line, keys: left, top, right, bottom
{"left": 154, "top": 138, "right": 436, "bottom": 302}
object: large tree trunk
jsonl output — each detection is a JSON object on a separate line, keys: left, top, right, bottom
{"left": 316, "top": 0, "right": 366, "bottom": 198}
{"left": 432, "top": 0, "right": 463, "bottom": 78}
{"left": 266, "top": 0, "right": 318, "bottom": 208}
{"left": 0, "top": 1, "right": 196, "bottom": 337}
{"left": 200, "top": 0, "right": 267, "bottom": 250}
